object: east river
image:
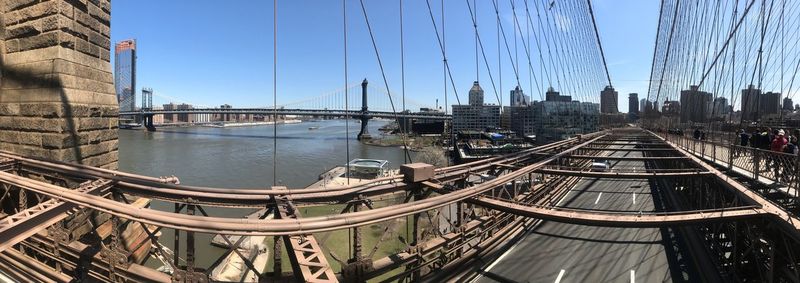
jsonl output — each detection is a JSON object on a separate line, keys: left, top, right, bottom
{"left": 119, "top": 119, "right": 409, "bottom": 188}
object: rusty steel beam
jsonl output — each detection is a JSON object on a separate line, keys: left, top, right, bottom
{"left": 15, "top": 233, "right": 171, "bottom": 283}
{"left": 273, "top": 186, "right": 338, "bottom": 283}
{"left": 0, "top": 132, "right": 602, "bottom": 206}
{"left": 473, "top": 196, "right": 766, "bottom": 227}
{"left": 533, "top": 168, "right": 712, "bottom": 178}
{"left": 589, "top": 142, "right": 671, "bottom": 147}
{"left": 580, "top": 147, "right": 678, "bottom": 151}
{"left": 565, "top": 155, "right": 690, "bottom": 161}
{"left": 0, "top": 135, "right": 608, "bottom": 236}
{"left": 0, "top": 248, "right": 71, "bottom": 282}
{"left": 0, "top": 179, "right": 114, "bottom": 253}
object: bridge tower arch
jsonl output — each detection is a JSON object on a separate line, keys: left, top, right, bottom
{"left": 357, "top": 78, "right": 372, "bottom": 140}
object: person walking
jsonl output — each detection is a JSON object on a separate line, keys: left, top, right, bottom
{"left": 737, "top": 129, "right": 749, "bottom": 157}
{"left": 771, "top": 130, "right": 788, "bottom": 182}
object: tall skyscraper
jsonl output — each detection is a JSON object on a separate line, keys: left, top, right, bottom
{"left": 784, "top": 97, "right": 794, "bottom": 111}
{"left": 115, "top": 39, "right": 137, "bottom": 112}
{"left": 509, "top": 86, "right": 530, "bottom": 106}
{"left": 679, "top": 85, "right": 712, "bottom": 123}
{"left": 600, "top": 86, "right": 619, "bottom": 113}
{"left": 741, "top": 85, "right": 760, "bottom": 121}
{"left": 454, "top": 82, "right": 501, "bottom": 132}
{"left": 760, "top": 92, "right": 781, "bottom": 116}
{"left": 628, "top": 93, "right": 639, "bottom": 114}
{"left": 468, "top": 81, "right": 484, "bottom": 106}
{"left": 640, "top": 99, "right": 647, "bottom": 113}
{"left": 713, "top": 97, "right": 730, "bottom": 116}
{"left": 545, "top": 87, "right": 571, "bottom": 102}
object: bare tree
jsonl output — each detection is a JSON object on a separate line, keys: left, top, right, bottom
{"left": 415, "top": 147, "right": 447, "bottom": 167}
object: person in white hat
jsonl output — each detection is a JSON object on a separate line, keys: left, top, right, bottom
{"left": 771, "top": 130, "right": 789, "bottom": 182}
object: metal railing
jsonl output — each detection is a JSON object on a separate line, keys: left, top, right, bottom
{"left": 663, "top": 132, "right": 800, "bottom": 197}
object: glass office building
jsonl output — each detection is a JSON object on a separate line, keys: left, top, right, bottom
{"left": 115, "top": 39, "right": 136, "bottom": 112}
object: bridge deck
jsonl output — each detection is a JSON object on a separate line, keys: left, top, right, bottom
{"left": 474, "top": 138, "right": 711, "bottom": 282}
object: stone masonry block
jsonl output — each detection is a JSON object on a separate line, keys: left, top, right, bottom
{"left": 61, "top": 0, "right": 89, "bottom": 13}
{"left": 5, "top": 14, "right": 70, "bottom": 40}
{"left": 4, "top": 46, "right": 111, "bottom": 70}
{"left": 16, "top": 30, "right": 61, "bottom": 52}
{"left": 53, "top": 59, "right": 113, "bottom": 83}
{"left": 0, "top": 104, "right": 22, "bottom": 116}
{"left": 0, "top": 86, "right": 116, "bottom": 107}
{"left": 0, "top": 103, "right": 116, "bottom": 120}
{"left": 0, "top": 116, "right": 67, "bottom": 132}
{"left": 86, "top": 28, "right": 108, "bottom": 49}
{"left": 82, "top": 150, "right": 118, "bottom": 168}
{"left": 87, "top": 3, "right": 109, "bottom": 26}
{"left": 18, "top": 103, "right": 66, "bottom": 117}
{"left": 75, "top": 37, "right": 100, "bottom": 57}
{"left": 78, "top": 117, "right": 116, "bottom": 131}
{"left": 0, "top": 131, "right": 43, "bottom": 147}
{"left": 4, "top": 0, "right": 40, "bottom": 13}
{"left": 5, "top": 39, "right": 20, "bottom": 53}
{"left": 57, "top": 1, "right": 75, "bottom": 19}
{"left": 7, "top": 2, "right": 59, "bottom": 25}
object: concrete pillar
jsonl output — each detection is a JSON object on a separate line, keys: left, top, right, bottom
{"left": 0, "top": 0, "right": 118, "bottom": 169}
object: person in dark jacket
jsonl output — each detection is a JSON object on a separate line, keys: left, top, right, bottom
{"left": 736, "top": 129, "right": 749, "bottom": 157}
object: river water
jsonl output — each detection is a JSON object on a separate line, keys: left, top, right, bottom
{"left": 117, "top": 119, "right": 410, "bottom": 271}
{"left": 119, "top": 119, "right": 409, "bottom": 188}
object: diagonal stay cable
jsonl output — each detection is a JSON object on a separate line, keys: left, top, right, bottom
{"left": 424, "top": 0, "right": 462, "bottom": 106}
{"left": 490, "top": 0, "right": 523, "bottom": 89}
{"left": 465, "top": 0, "right": 501, "bottom": 105}
{"left": 587, "top": 0, "right": 613, "bottom": 88}
{"left": 696, "top": 0, "right": 757, "bottom": 88}
{"left": 358, "top": 0, "right": 412, "bottom": 163}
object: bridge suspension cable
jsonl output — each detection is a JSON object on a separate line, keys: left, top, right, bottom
{"left": 587, "top": 0, "right": 613, "bottom": 89}
{"left": 272, "top": 0, "right": 278, "bottom": 186}
{"left": 358, "top": 0, "right": 412, "bottom": 163}
{"left": 343, "top": 0, "right": 350, "bottom": 185}
{"left": 646, "top": 0, "right": 800, "bottom": 126}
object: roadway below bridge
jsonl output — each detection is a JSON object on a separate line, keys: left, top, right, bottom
{"left": 472, "top": 138, "right": 714, "bottom": 283}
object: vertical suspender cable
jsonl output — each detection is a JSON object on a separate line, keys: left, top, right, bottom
{"left": 443, "top": 0, "right": 447, "bottom": 116}
{"left": 401, "top": 0, "right": 407, "bottom": 164}
{"left": 344, "top": 0, "right": 351, "bottom": 185}
{"left": 498, "top": 0, "right": 502, "bottom": 107}
{"left": 513, "top": 0, "right": 518, "bottom": 81}
{"left": 474, "top": 0, "right": 479, "bottom": 82}
{"left": 442, "top": 0, "right": 451, "bottom": 167}
{"left": 272, "top": 0, "right": 278, "bottom": 187}
{"left": 527, "top": 0, "right": 531, "bottom": 95}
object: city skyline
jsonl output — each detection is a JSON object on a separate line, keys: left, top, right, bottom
{"left": 110, "top": 0, "right": 658, "bottom": 112}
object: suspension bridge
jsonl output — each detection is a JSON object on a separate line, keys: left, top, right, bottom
{"left": 3, "top": 0, "right": 800, "bottom": 282}
{"left": 120, "top": 80, "right": 450, "bottom": 139}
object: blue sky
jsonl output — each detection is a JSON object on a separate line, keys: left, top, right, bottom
{"left": 111, "top": 0, "right": 659, "bottom": 112}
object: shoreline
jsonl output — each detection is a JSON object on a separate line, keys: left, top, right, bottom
{"left": 120, "top": 119, "right": 304, "bottom": 130}
{"left": 204, "top": 119, "right": 302, "bottom": 128}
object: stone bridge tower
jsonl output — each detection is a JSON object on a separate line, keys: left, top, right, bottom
{"left": 0, "top": 0, "right": 119, "bottom": 169}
